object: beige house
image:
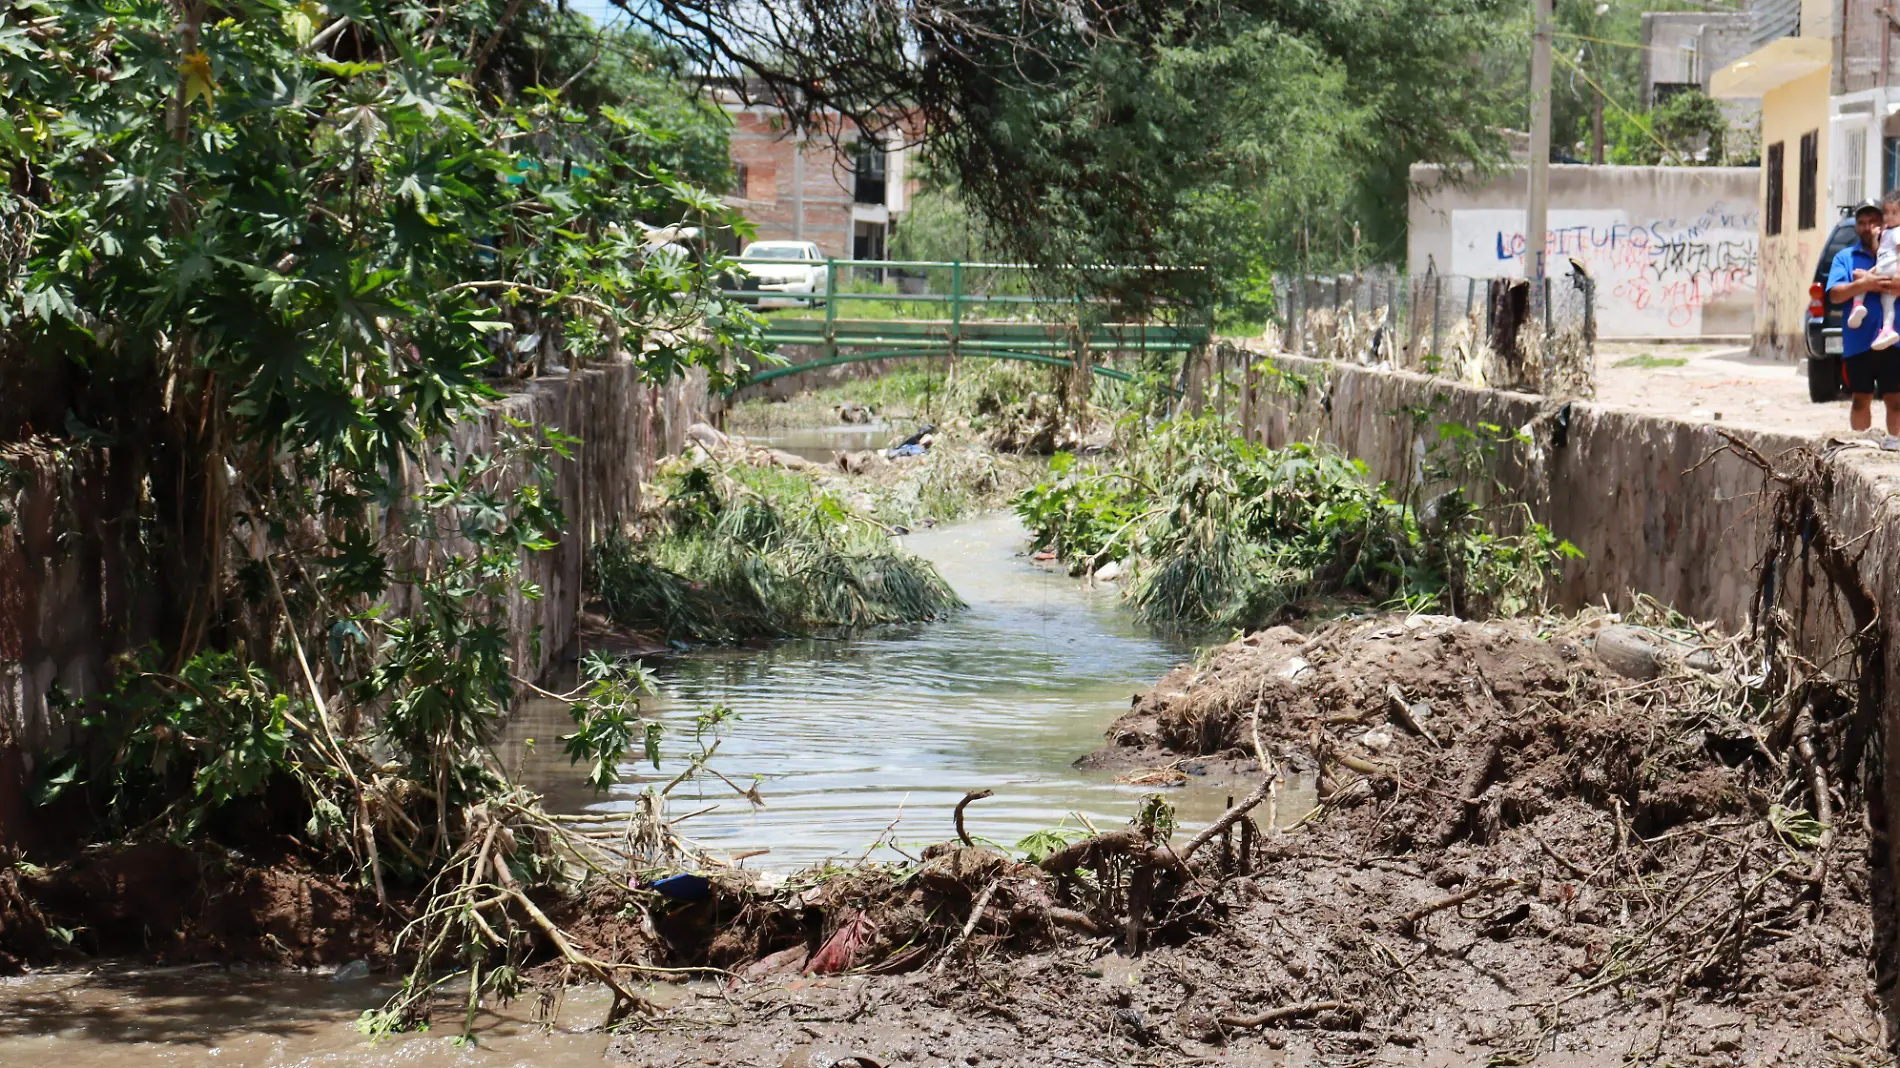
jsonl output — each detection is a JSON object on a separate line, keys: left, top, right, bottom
{"left": 1711, "top": 0, "right": 1836, "bottom": 360}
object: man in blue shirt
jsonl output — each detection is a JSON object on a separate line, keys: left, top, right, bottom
{"left": 1827, "top": 201, "right": 1900, "bottom": 445}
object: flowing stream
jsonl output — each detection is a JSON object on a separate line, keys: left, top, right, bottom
{"left": 498, "top": 510, "right": 1246, "bottom": 868}
{"left": 0, "top": 432, "right": 1319, "bottom": 1064}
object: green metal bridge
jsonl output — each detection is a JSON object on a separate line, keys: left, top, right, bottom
{"left": 725, "top": 259, "right": 1209, "bottom": 390}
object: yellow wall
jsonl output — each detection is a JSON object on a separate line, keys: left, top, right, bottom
{"left": 1755, "top": 67, "right": 1831, "bottom": 359}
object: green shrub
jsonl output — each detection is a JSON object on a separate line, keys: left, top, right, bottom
{"left": 1015, "top": 416, "right": 1579, "bottom": 630}
{"left": 591, "top": 460, "right": 962, "bottom": 642}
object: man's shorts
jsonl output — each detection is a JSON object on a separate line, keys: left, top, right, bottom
{"left": 1843, "top": 349, "right": 1900, "bottom": 395}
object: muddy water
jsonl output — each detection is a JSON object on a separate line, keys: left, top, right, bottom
{"left": 745, "top": 421, "right": 894, "bottom": 462}
{"left": 0, "top": 967, "right": 632, "bottom": 1066}
{"left": 4, "top": 446, "right": 1311, "bottom": 1065}
{"left": 500, "top": 511, "right": 1311, "bottom": 868}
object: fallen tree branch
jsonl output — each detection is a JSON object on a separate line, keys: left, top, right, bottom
{"left": 1180, "top": 777, "right": 1274, "bottom": 863}
{"left": 508, "top": 888, "right": 658, "bottom": 1024}
{"left": 1037, "top": 830, "right": 1184, "bottom": 877}
{"left": 1399, "top": 879, "right": 1516, "bottom": 932}
{"left": 1218, "top": 1000, "right": 1347, "bottom": 1029}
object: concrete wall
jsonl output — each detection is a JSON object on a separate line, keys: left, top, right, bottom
{"left": 1241, "top": 349, "right": 1806, "bottom": 631}
{"left": 0, "top": 356, "right": 708, "bottom": 846}
{"left": 1640, "top": 12, "right": 1759, "bottom": 143}
{"left": 1407, "top": 163, "right": 1760, "bottom": 338}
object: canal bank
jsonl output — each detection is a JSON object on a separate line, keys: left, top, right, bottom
{"left": 3, "top": 357, "right": 1895, "bottom": 1065}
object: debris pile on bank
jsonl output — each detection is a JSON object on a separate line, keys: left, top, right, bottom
{"left": 610, "top": 608, "right": 1889, "bottom": 1066}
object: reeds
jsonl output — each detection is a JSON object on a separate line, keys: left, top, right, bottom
{"left": 591, "top": 458, "right": 962, "bottom": 642}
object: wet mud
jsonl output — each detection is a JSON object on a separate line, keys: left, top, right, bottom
{"left": 606, "top": 612, "right": 1892, "bottom": 1066}
{"left": 1, "top": 842, "right": 383, "bottom": 972}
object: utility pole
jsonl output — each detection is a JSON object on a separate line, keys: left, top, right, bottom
{"left": 1527, "top": 0, "right": 1553, "bottom": 322}
{"left": 1591, "top": 92, "right": 1605, "bottom": 165}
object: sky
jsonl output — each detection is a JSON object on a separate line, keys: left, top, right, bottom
{"left": 562, "top": 0, "right": 630, "bottom": 27}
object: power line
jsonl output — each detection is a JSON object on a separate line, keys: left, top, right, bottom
{"left": 1551, "top": 47, "right": 1690, "bottom": 166}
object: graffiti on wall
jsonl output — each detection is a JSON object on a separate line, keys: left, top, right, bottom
{"left": 1449, "top": 203, "right": 1759, "bottom": 336}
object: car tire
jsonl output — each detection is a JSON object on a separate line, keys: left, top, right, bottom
{"left": 1808, "top": 355, "right": 1845, "bottom": 402}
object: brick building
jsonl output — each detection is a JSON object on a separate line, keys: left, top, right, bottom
{"left": 719, "top": 93, "right": 920, "bottom": 261}
{"left": 1640, "top": 11, "right": 1759, "bottom": 153}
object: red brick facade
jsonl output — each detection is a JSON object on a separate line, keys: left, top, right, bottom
{"left": 720, "top": 102, "right": 920, "bottom": 261}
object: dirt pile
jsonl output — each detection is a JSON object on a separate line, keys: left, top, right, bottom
{"left": 3, "top": 842, "right": 384, "bottom": 972}
{"left": 608, "top": 610, "right": 1890, "bottom": 1066}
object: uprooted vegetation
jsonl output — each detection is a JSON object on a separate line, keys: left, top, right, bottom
{"left": 830, "top": 433, "right": 1041, "bottom": 530}
{"left": 596, "top": 441, "right": 1894, "bottom": 1066}
{"left": 1016, "top": 415, "right": 1579, "bottom": 631}
{"left": 589, "top": 454, "right": 962, "bottom": 643}
{"left": 604, "top": 599, "right": 1889, "bottom": 1066}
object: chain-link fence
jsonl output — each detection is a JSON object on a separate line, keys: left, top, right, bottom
{"left": 1270, "top": 266, "right": 1598, "bottom": 398}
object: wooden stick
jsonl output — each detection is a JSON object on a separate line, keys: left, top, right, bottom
{"left": 954, "top": 789, "right": 993, "bottom": 847}
{"left": 1399, "top": 879, "right": 1516, "bottom": 931}
{"left": 1181, "top": 778, "right": 1274, "bottom": 862}
{"left": 267, "top": 559, "right": 385, "bottom": 907}
{"left": 934, "top": 879, "right": 999, "bottom": 973}
{"left": 1218, "top": 1000, "right": 1346, "bottom": 1029}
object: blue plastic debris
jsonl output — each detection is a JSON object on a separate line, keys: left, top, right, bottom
{"left": 649, "top": 872, "right": 712, "bottom": 901}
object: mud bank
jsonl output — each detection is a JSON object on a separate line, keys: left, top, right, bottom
{"left": 1, "top": 843, "right": 383, "bottom": 972}
{"left": 604, "top": 611, "right": 1887, "bottom": 1067}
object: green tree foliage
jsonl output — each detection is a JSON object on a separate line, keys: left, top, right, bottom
{"left": 888, "top": 157, "right": 992, "bottom": 263}
{"left": 936, "top": 1, "right": 1509, "bottom": 311}
{"left": 495, "top": 9, "right": 734, "bottom": 189}
{"left": 1, "top": 0, "right": 754, "bottom": 854}
{"left": 629, "top": 0, "right": 1513, "bottom": 313}
{"left": 1483, "top": 0, "right": 1744, "bottom": 166}
{"left": 1605, "top": 87, "right": 1733, "bottom": 166}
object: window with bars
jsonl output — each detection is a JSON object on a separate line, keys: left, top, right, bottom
{"left": 1841, "top": 129, "right": 1867, "bottom": 208}
{"left": 1766, "top": 141, "right": 1784, "bottom": 235}
{"left": 1798, "top": 130, "right": 1818, "bottom": 230}
{"left": 731, "top": 161, "right": 749, "bottom": 199}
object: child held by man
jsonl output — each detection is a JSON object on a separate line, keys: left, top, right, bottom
{"left": 1848, "top": 194, "right": 1900, "bottom": 350}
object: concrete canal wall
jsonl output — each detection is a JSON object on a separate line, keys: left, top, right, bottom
{"left": 0, "top": 356, "right": 709, "bottom": 845}
{"left": 1237, "top": 348, "right": 1815, "bottom": 631}
{"left": 1235, "top": 345, "right": 1900, "bottom": 918}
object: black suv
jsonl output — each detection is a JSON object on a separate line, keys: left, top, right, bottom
{"left": 1807, "top": 215, "right": 1862, "bottom": 401}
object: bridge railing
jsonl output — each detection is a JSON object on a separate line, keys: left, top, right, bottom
{"left": 720, "top": 259, "right": 1211, "bottom": 358}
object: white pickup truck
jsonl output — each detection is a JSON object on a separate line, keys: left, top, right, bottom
{"left": 733, "top": 240, "right": 828, "bottom": 308}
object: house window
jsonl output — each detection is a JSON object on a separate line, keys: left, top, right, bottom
{"left": 1678, "top": 41, "right": 1698, "bottom": 84}
{"left": 1765, "top": 140, "right": 1784, "bottom": 236}
{"left": 731, "top": 161, "right": 749, "bottom": 199}
{"left": 852, "top": 138, "right": 887, "bottom": 205}
{"left": 1798, "top": 130, "right": 1819, "bottom": 230}
{"left": 1841, "top": 129, "right": 1867, "bottom": 208}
